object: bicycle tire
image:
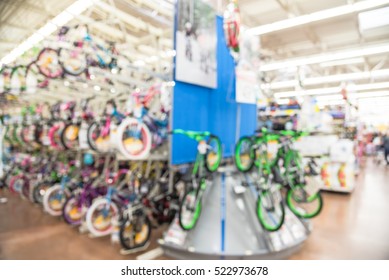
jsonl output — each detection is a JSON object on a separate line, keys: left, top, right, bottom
{"left": 62, "top": 195, "right": 84, "bottom": 225}
{"left": 119, "top": 215, "right": 151, "bottom": 250}
{"left": 86, "top": 121, "right": 100, "bottom": 151}
{"left": 8, "top": 174, "right": 26, "bottom": 196}
{"left": 58, "top": 47, "right": 87, "bottom": 76}
{"left": 286, "top": 187, "right": 323, "bottom": 219}
{"left": 178, "top": 188, "right": 202, "bottom": 231}
{"left": 60, "top": 123, "right": 80, "bottom": 150}
{"left": 85, "top": 198, "right": 119, "bottom": 237}
{"left": 43, "top": 184, "right": 69, "bottom": 216}
{"left": 116, "top": 117, "right": 152, "bottom": 160}
{"left": 205, "top": 134, "right": 222, "bottom": 172}
{"left": 32, "top": 181, "right": 51, "bottom": 205}
{"left": 257, "top": 189, "right": 285, "bottom": 232}
{"left": 36, "top": 48, "right": 63, "bottom": 79}
{"left": 235, "top": 136, "right": 255, "bottom": 172}
{"left": 10, "top": 65, "right": 27, "bottom": 94}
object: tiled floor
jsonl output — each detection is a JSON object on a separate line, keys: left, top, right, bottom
{"left": 1, "top": 159, "right": 389, "bottom": 260}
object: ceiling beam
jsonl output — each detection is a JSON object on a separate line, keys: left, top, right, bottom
{"left": 76, "top": 14, "right": 139, "bottom": 44}
{"left": 94, "top": 0, "right": 164, "bottom": 36}
{"left": 0, "top": 20, "right": 35, "bottom": 33}
{"left": 274, "top": 0, "right": 322, "bottom": 49}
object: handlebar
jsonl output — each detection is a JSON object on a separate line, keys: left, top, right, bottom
{"left": 279, "top": 130, "right": 309, "bottom": 139}
{"left": 169, "top": 129, "right": 212, "bottom": 142}
{"left": 255, "top": 127, "right": 308, "bottom": 142}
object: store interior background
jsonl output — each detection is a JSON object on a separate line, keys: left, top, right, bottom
{"left": 1, "top": 0, "right": 389, "bottom": 260}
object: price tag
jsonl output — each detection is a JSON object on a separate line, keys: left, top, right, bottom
{"left": 78, "top": 128, "right": 88, "bottom": 149}
{"left": 134, "top": 104, "right": 143, "bottom": 118}
{"left": 198, "top": 141, "right": 207, "bottom": 155}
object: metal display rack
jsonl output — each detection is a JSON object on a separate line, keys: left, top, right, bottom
{"left": 159, "top": 166, "right": 311, "bottom": 260}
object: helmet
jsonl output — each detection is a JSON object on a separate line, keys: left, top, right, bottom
{"left": 83, "top": 153, "right": 94, "bottom": 166}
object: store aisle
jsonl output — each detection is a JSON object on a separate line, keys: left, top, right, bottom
{"left": 291, "top": 160, "right": 389, "bottom": 260}
{"left": 0, "top": 194, "right": 167, "bottom": 260}
{"left": 1, "top": 160, "right": 389, "bottom": 260}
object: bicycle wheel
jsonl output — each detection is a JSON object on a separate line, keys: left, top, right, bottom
{"left": 63, "top": 195, "right": 84, "bottom": 225}
{"left": 21, "top": 178, "right": 31, "bottom": 200}
{"left": 178, "top": 188, "right": 202, "bottom": 231}
{"left": 119, "top": 214, "right": 151, "bottom": 250}
{"left": 37, "top": 48, "right": 63, "bottom": 79}
{"left": 87, "top": 121, "right": 103, "bottom": 151}
{"left": 0, "top": 67, "right": 11, "bottom": 94}
{"left": 286, "top": 187, "right": 323, "bottom": 219}
{"left": 85, "top": 198, "right": 119, "bottom": 237}
{"left": 51, "top": 122, "right": 67, "bottom": 150}
{"left": 58, "top": 48, "right": 87, "bottom": 76}
{"left": 235, "top": 136, "right": 255, "bottom": 172}
{"left": 43, "top": 185, "right": 69, "bottom": 216}
{"left": 25, "top": 62, "right": 48, "bottom": 94}
{"left": 61, "top": 123, "right": 80, "bottom": 150}
{"left": 116, "top": 118, "right": 152, "bottom": 160}
{"left": 10, "top": 65, "right": 27, "bottom": 94}
{"left": 257, "top": 186, "right": 285, "bottom": 232}
{"left": 205, "top": 135, "right": 222, "bottom": 172}
{"left": 9, "top": 175, "right": 25, "bottom": 195}
{"left": 33, "top": 181, "right": 52, "bottom": 205}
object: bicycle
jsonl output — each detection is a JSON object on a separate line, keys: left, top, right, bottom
{"left": 119, "top": 166, "right": 179, "bottom": 250}
{"left": 171, "top": 129, "right": 222, "bottom": 231}
{"left": 42, "top": 160, "right": 78, "bottom": 216}
{"left": 235, "top": 128, "right": 323, "bottom": 220}
{"left": 62, "top": 163, "right": 106, "bottom": 226}
{"left": 276, "top": 130, "right": 323, "bottom": 219}
{"left": 235, "top": 128, "right": 285, "bottom": 231}
{"left": 85, "top": 165, "right": 133, "bottom": 237}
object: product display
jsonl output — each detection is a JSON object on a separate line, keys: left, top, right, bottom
{"left": 1, "top": 0, "right": 388, "bottom": 262}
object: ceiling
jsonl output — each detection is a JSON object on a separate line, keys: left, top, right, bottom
{"left": 0, "top": 0, "right": 389, "bottom": 103}
{"left": 0, "top": 0, "right": 174, "bottom": 66}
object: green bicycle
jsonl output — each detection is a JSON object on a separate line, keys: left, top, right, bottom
{"left": 276, "top": 130, "right": 323, "bottom": 219}
{"left": 235, "top": 128, "right": 323, "bottom": 221}
{"left": 236, "top": 128, "right": 285, "bottom": 231}
{"left": 171, "top": 129, "right": 222, "bottom": 231}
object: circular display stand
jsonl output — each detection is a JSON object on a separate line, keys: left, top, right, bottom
{"left": 159, "top": 168, "right": 312, "bottom": 260}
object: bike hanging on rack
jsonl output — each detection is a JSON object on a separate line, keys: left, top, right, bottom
{"left": 115, "top": 85, "right": 167, "bottom": 160}
{"left": 235, "top": 127, "right": 285, "bottom": 232}
{"left": 85, "top": 161, "right": 132, "bottom": 237}
{"left": 235, "top": 128, "right": 323, "bottom": 220}
{"left": 171, "top": 129, "right": 222, "bottom": 231}
{"left": 119, "top": 164, "right": 179, "bottom": 251}
{"left": 42, "top": 160, "right": 78, "bottom": 216}
{"left": 62, "top": 156, "right": 106, "bottom": 226}
{"left": 277, "top": 130, "right": 323, "bottom": 219}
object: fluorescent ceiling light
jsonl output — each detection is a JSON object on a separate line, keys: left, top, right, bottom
{"left": 265, "top": 68, "right": 389, "bottom": 90}
{"left": 359, "top": 6, "right": 389, "bottom": 32}
{"left": 275, "top": 82, "right": 389, "bottom": 98}
{"left": 317, "top": 100, "right": 346, "bottom": 106}
{"left": 260, "top": 42, "right": 389, "bottom": 72}
{"left": 275, "top": 98, "right": 291, "bottom": 105}
{"left": 0, "top": 0, "right": 96, "bottom": 65}
{"left": 315, "top": 94, "right": 344, "bottom": 101}
{"left": 248, "top": 0, "right": 389, "bottom": 35}
{"left": 354, "top": 91, "right": 389, "bottom": 99}
{"left": 305, "top": 68, "right": 389, "bottom": 86}
{"left": 263, "top": 80, "right": 297, "bottom": 90}
{"left": 319, "top": 57, "right": 365, "bottom": 67}
{"left": 286, "top": 91, "right": 389, "bottom": 102}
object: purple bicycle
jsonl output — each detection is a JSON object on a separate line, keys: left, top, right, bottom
{"left": 62, "top": 167, "right": 107, "bottom": 226}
